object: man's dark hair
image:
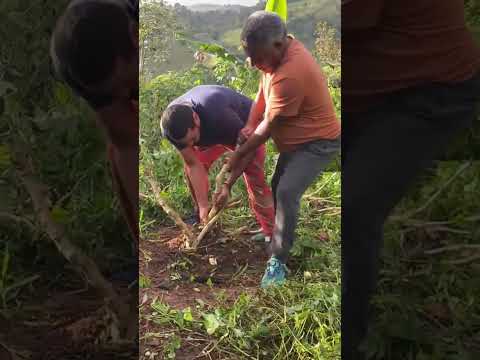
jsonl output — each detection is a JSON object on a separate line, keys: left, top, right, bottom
{"left": 160, "top": 104, "right": 195, "bottom": 142}
{"left": 241, "top": 11, "right": 287, "bottom": 49}
{"left": 51, "top": 0, "right": 135, "bottom": 90}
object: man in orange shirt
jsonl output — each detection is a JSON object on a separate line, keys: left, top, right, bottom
{"left": 214, "top": 11, "right": 341, "bottom": 288}
{"left": 342, "top": 1, "right": 480, "bottom": 359}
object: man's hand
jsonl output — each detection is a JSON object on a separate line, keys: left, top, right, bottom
{"left": 238, "top": 126, "right": 254, "bottom": 145}
{"left": 213, "top": 184, "right": 231, "bottom": 212}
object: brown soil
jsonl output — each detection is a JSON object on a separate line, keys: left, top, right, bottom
{"left": 139, "top": 226, "right": 271, "bottom": 360}
{"left": 0, "top": 277, "right": 137, "bottom": 360}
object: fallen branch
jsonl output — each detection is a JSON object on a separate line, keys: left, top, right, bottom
{"left": 0, "top": 212, "right": 36, "bottom": 232}
{"left": 442, "top": 253, "right": 480, "bottom": 265}
{"left": 146, "top": 176, "right": 195, "bottom": 244}
{"left": 192, "top": 195, "right": 241, "bottom": 249}
{"left": 146, "top": 169, "right": 241, "bottom": 249}
{"left": 424, "top": 244, "right": 480, "bottom": 255}
{"left": 208, "top": 161, "right": 230, "bottom": 220}
{"left": 193, "top": 211, "right": 222, "bottom": 249}
{"left": 393, "top": 162, "right": 471, "bottom": 221}
{"left": 14, "top": 148, "right": 132, "bottom": 341}
{"left": 315, "top": 206, "right": 341, "bottom": 214}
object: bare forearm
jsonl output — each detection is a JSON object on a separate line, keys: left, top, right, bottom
{"left": 224, "top": 129, "right": 270, "bottom": 189}
{"left": 245, "top": 100, "right": 265, "bottom": 129}
{"left": 224, "top": 149, "right": 256, "bottom": 189}
{"left": 186, "top": 163, "right": 209, "bottom": 209}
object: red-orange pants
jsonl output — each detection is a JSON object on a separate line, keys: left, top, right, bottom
{"left": 184, "top": 144, "right": 274, "bottom": 236}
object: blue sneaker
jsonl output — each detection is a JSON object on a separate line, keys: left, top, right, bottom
{"left": 261, "top": 256, "right": 287, "bottom": 288}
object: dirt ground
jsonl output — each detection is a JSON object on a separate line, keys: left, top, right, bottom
{"left": 139, "top": 226, "right": 275, "bottom": 360}
{"left": 0, "top": 275, "right": 138, "bottom": 360}
{"left": 0, "top": 225, "right": 289, "bottom": 359}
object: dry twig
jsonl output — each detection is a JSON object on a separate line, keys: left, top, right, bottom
{"left": 146, "top": 158, "right": 240, "bottom": 249}
{"left": 13, "top": 147, "right": 133, "bottom": 341}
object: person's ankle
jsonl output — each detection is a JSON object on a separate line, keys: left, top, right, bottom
{"left": 183, "top": 210, "right": 200, "bottom": 225}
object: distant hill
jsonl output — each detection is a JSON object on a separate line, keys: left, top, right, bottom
{"left": 188, "top": 4, "right": 244, "bottom": 13}
{"left": 160, "top": 0, "right": 339, "bottom": 72}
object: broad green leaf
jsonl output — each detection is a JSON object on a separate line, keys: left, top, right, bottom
{"left": 53, "top": 82, "right": 71, "bottom": 105}
{"left": 183, "top": 307, "right": 193, "bottom": 321}
{"left": 265, "top": 0, "right": 288, "bottom": 23}
{"left": 203, "top": 313, "right": 221, "bottom": 335}
{"left": 50, "top": 206, "right": 70, "bottom": 224}
{"left": 139, "top": 274, "right": 151, "bottom": 288}
{"left": 0, "top": 145, "right": 11, "bottom": 170}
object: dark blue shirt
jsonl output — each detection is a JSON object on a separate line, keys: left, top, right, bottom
{"left": 165, "top": 85, "right": 253, "bottom": 150}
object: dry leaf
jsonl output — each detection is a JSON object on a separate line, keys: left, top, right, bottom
{"left": 424, "top": 303, "right": 450, "bottom": 321}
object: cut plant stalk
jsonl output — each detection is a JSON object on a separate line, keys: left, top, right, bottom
{"left": 13, "top": 147, "right": 134, "bottom": 341}
{"left": 208, "top": 161, "right": 231, "bottom": 220}
{"left": 146, "top": 161, "right": 239, "bottom": 250}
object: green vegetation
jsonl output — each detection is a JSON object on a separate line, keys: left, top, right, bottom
{"left": 139, "top": 1, "right": 341, "bottom": 358}
{"left": 151, "top": 0, "right": 339, "bottom": 75}
{"left": 362, "top": 5, "right": 480, "bottom": 359}
{"left": 0, "top": 0, "right": 131, "bottom": 311}
{"left": 1, "top": 1, "right": 135, "bottom": 356}
{"left": 366, "top": 162, "right": 480, "bottom": 359}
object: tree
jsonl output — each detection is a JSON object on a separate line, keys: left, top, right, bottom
{"left": 465, "top": 0, "right": 480, "bottom": 27}
{"left": 140, "top": 0, "right": 181, "bottom": 81}
{"left": 314, "top": 21, "right": 340, "bottom": 66}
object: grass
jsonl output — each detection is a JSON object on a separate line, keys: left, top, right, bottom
{"left": 221, "top": 28, "right": 242, "bottom": 52}
{"left": 140, "top": 88, "right": 340, "bottom": 358}
{"left": 365, "top": 161, "right": 480, "bottom": 359}
{"left": 139, "top": 136, "right": 341, "bottom": 358}
{"left": 138, "top": 39, "right": 341, "bottom": 357}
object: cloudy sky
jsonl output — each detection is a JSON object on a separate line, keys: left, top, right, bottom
{"left": 165, "top": 0, "right": 259, "bottom": 6}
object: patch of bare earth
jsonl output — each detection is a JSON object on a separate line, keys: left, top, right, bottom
{"left": 0, "top": 280, "right": 137, "bottom": 360}
{"left": 139, "top": 226, "right": 270, "bottom": 359}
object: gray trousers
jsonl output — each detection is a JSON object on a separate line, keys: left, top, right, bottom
{"left": 269, "top": 137, "right": 341, "bottom": 262}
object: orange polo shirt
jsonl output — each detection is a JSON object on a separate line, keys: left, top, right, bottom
{"left": 261, "top": 37, "right": 341, "bottom": 153}
{"left": 342, "top": 0, "right": 480, "bottom": 112}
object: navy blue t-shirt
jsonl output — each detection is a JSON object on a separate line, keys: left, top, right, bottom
{"left": 164, "top": 85, "right": 253, "bottom": 150}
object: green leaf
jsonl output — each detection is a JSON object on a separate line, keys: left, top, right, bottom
{"left": 1, "top": 244, "right": 10, "bottom": 287}
{"left": 265, "top": 0, "right": 288, "bottom": 23}
{"left": 164, "top": 335, "right": 181, "bottom": 359}
{"left": 203, "top": 313, "right": 221, "bottom": 335}
{"left": 233, "top": 328, "right": 244, "bottom": 337}
{"left": 183, "top": 307, "right": 193, "bottom": 322}
{"left": 53, "top": 82, "right": 71, "bottom": 105}
{"left": 139, "top": 274, "right": 151, "bottom": 288}
{"left": 50, "top": 206, "right": 70, "bottom": 224}
{"left": 0, "top": 145, "right": 11, "bottom": 170}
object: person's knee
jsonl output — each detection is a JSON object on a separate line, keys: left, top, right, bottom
{"left": 276, "top": 182, "right": 301, "bottom": 206}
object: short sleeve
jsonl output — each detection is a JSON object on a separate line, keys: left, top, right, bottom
{"left": 266, "top": 77, "right": 304, "bottom": 121}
